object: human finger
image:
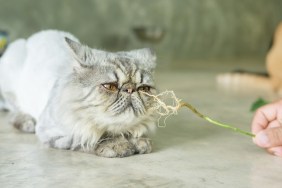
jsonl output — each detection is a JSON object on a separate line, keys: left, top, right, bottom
{"left": 253, "top": 126, "right": 282, "bottom": 148}
{"left": 267, "top": 146, "right": 282, "bottom": 157}
{"left": 251, "top": 101, "right": 282, "bottom": 134}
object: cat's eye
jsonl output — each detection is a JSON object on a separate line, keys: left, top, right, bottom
{"left": 138, "top": 85, "right": 151, "bottom": 92}
{"left": 102, "top": 83, "right": 118, "bottom": 91}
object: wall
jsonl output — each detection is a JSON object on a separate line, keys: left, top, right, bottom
{"left": 0, "top": 0, "right": 282, "bottom": 65}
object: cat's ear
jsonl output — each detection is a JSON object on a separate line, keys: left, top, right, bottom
{"left": 128, "top": 48, "right": 157, "bottom": 69}
{"left": 65, "top": 37, "right": 93, "bottom": 68}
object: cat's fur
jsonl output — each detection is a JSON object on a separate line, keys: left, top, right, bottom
{"left": 217, "top": 22, "right": 282, "bottom": 94}
{"left": 0, "top": 30, "right": 158, "bottom": 158}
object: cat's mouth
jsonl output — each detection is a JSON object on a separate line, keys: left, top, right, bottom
{"left": 109, "top": 95, "right": 145, "bottom": 117}
{"left": 103, "top": 82, "right": 154, "bottom": 118}
{"left": 123, "top": 100, "right": 139, "bottom": 116}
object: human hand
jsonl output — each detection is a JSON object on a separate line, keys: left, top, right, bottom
{"left": 252, "top": 100, "right": 282, "bottom": 157}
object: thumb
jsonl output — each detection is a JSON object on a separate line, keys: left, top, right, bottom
{"left": 254, "top": 127, "right": 282, "bottom": 148}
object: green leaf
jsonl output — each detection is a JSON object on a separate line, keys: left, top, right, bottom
{"left": 250, "top": 98, "right": 269, "bottom": 112}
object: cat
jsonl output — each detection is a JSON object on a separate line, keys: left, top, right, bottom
{"left": 0, "top": 30, "right": 158, "bottom": 158}
{"left": 217, "top": 22, "right": 282, "bottom": 94}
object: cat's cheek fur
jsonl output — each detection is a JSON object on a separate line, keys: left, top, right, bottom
{"left": 97, "top": 86, "right": 119, "bottom": 103}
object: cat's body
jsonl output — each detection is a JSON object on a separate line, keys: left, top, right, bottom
{"left": 217, "top": 22, "right": 282, "bottom": 94}
{"left": 0, "top": 30, "right": 157, "bottom": 157}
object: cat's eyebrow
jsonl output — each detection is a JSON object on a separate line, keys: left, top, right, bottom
{"left": 140, "top": 72, "right": 144, "bottom": 83}
{"left": 113, "top": 72, "right": 119, "bottom": 83}
{"left": 112, "top": 59, "right": 128, "bottom": 75}
{"left": 140, "top": 74, "right": 155, "bottom": 86}
{"left": 131, "top": 64, "right": 138, "bottom": 79}
{"left": 139, "top": 71, "right": 152, "bottom": 84}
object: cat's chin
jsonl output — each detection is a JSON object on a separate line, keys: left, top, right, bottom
{"left": 93, "top": 108, "right": 153, "bottom": 132}
{"left": 109, "top": 109, "right": 142, "bottom": 126}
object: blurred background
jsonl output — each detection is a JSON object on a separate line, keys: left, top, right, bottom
{"left": 0, "top": 0, "right": 282, "bottom": 70}
{"left": 2, "top": 1, "right": 282, "bottom": 186}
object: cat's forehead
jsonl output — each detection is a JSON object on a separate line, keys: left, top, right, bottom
{"left": 106, "top": 54, "right": 140, "bottom": 67}
{"left": 100, "top": 57, "right": 154, "bottom": 85}
{"left": 91, "top": 48, "right": 156, "bottom": 70}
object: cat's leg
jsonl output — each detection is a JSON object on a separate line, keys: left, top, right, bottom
{"left": 11, "top": 113, "right": 36, "bottom": 133}
{"left": 1, "top": 91, "right": 36, "bottom": 133}
{"left": 36, "top": 119, "right": 74, "bottom": 150}
{"left": 94, "top": 136, "right": 136, "bottom": 158}
{"left": 49, "top": 135, "right": 73, "bottom": 150}
{"left": 37, "top": 127, "right": 74, "bottom": 150}
{"left": 0, "top": 90, "right": 7, "bottom": 111}
{"left": 129, "top": 137, "right": 152, "bottom": 154}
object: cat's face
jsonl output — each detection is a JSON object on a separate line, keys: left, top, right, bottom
{"left": 65, "top": 38, "right": 157, "bottom": 132}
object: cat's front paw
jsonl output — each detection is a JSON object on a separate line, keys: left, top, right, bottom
{"left": 12, "top": 113, "right": 36, "bottom": 133}
{"left": 95, "top": 137, "right": 135, "bottom": 158}
{"left": 49, "top": 136, "right": 73, "bottom": 150}
{"left": 130, "top": 137, "right": 152, "bottom": 154}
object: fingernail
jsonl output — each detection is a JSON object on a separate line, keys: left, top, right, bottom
{"left": 254, "top": 131, "right": 270, "bottom": 147}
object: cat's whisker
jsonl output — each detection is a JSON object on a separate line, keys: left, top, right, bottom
{"left": 108, "top": 96, "right": 129, "bottom": 113}
{"left": 109, "top": 94, "right": 125, "bottom": 106}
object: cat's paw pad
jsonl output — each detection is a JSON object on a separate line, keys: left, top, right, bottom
{"left": 12, "top": 113, "right": 36, "bottom": 133}
{"left": 95, "top": 138, "right": 135, "bottom": 158}
{"left": 131, "top": 137, "right": 152, "bottom": 154}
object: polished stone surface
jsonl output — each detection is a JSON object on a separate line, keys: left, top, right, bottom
{"left": 1, "top": 69, "right": 282, "bottom": 188}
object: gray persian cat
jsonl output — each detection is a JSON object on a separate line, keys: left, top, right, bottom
{"left": 0, "top": 30, "right": 157, "bottom": 158}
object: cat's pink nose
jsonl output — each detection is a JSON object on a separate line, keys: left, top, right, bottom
{"left": 127, "top": 88, "right": 133, "bottom": 93}
{"left": 122, "top": 83, "right": 136, "bottom": 94}
{"left": 124, "top": 88, "right": 135, "bottom": 94}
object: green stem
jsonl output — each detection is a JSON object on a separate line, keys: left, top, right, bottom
{"left": 180, "top": 102, "right": 255, "bottom": 137}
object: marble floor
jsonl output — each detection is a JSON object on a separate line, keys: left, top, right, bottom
{"left": 1, "top": 66, "right": 282, "bottom": 188}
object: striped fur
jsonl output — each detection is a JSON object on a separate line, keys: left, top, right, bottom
{"left": 0, "top": 30, "right": 157, "bottom": 157}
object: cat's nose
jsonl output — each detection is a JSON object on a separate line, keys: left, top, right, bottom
{"left": 122, "top": 84, "right": 136, "bottom": 94}
{"left": 123, "top": 87, "right": 135, "bottom": 94}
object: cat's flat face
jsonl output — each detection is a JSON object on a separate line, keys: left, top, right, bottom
{"left": 65, "top": 38, "right": 157, "bottom": 132}
{"left": 98, "top": 57, "right": 155, "bottom": 115}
